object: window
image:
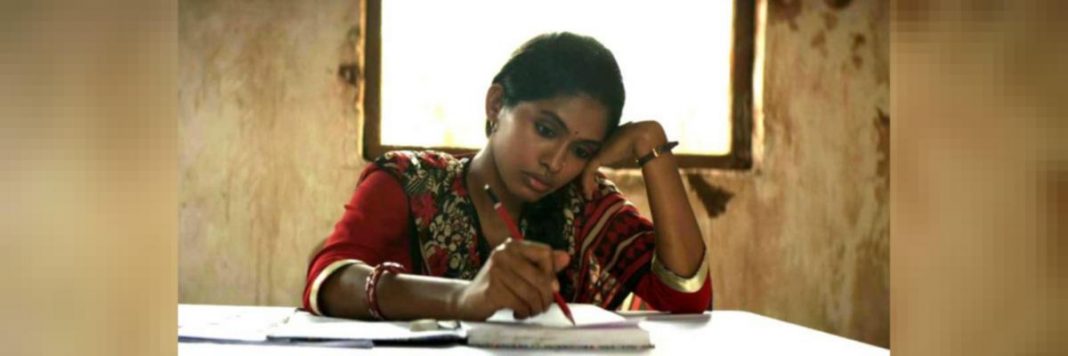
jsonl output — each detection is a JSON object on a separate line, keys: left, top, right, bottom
{"left": 362, "top": 0, "right": 754, "bottom": 169}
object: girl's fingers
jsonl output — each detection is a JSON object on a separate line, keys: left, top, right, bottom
{"left": 499, "top": 249, "right": 552, "bottom": 312}
{"left": 552, "top": 251, "right": 571, "bottom": 273}
{"left": 490, "top": 266, "right": 537, "bottom": 317}
{"left": 491, "top": 256, "right": 546, "bottom": 314}
{"left": 512, "top": 241, "right": 554, "bottom": 275}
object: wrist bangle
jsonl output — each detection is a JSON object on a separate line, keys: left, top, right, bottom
{"left": 365, "top": 262, "right": 405, "bottom": 320}
{"left": 636, "top": 141, "right": 679, "bottom": 166}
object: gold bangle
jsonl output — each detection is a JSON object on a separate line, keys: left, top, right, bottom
{"left": 309, "top": 259, "right": 362, "bottom": 315}
{"left": 650, "top": 252, "right": 708, "bottom": 293}
{"left": 636, "top": 141, "right": 679, "bottom": 166}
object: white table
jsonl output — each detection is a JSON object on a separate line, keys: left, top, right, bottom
{"left": 178, "top": 304, "right": 887, "bottom": 355}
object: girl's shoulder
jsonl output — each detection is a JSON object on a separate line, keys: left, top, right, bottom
{"left": 360, "top": 150, "right": 467, "bottom": 193}
{"left": 373, "top": 150, "right": 462, "bottom": 173}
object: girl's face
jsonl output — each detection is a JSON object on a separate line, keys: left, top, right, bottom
{"left": 489, "top": 93, "right": 609, "bottom": 203}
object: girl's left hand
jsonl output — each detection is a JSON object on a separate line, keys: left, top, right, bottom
{"left": 579, "top": 120, "right": 668, "bottom": 199}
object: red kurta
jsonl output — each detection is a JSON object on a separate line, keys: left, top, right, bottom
{"left": 303, "top": 151, "right": 711, "bottom": 316}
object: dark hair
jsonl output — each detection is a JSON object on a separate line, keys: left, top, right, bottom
{"left": 486, "top": 32, "right": 626, "bottom": 138}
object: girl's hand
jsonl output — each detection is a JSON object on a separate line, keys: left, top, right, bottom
{"left": 451, "top": 238, "right": 571, "bottom": 320}
{"left": 580, "top": 120, "right": 669, "bottom": 199}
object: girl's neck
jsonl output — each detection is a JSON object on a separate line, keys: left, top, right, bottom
{"left": 468, "top": 147, "right": 523, "bottom": 219}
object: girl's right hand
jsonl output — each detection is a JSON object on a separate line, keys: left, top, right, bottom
{"left": 451, "top": 238, "right": 571, "bottom": 320}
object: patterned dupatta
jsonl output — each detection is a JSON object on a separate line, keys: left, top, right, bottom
{"left": 365, "top": 150, "right": 656, "bottom": 310}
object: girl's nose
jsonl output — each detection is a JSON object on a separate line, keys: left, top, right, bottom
{"left": 541, "top": 143, "right": 568, "bottom": 174}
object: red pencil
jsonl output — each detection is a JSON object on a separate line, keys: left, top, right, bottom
{"left": 484, "top": 184, "right": 576, "bottom": 325}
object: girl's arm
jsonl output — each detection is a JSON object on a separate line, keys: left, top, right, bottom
{"left": 634, "top": 123, "right": 705, "bottom": 278}
{"left": 308, "top": 170, "right": 569, "bottom": 321}
{"left": 317, "top": 240, "right": 570, "bottom": 321}
{"left": 317, "top": 262, "right": 466, "bottom": 319}
{"left": 581, "top": 121, "right": 706, "bottom": 280}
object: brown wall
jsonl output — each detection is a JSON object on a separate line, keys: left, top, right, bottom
{"left": 179, "top": 0, "right": 889, "bottom": 347}
{"left": 179, "top": 0, "right": 364, "bottom": 305}
{"left": 689, "top": 0, "right": 890, "bottom": 346}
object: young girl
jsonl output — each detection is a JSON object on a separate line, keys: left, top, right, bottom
{"left": 303, "top": 32, "right": 711, "bottom": 321}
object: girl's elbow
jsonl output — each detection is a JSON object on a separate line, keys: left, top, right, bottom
{"left": 671, "top": 295, "right": 711, "bottom": 314}
{"left": 668, "top": 282, "right": 713, "bottom": 313}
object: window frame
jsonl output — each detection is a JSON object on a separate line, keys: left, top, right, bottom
{"left": 360, "top": 0, "right": 754, "bottom": 170}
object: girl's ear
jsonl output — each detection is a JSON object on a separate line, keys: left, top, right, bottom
{"left": 485, "top": 84, "right": 505, "bottom": 128}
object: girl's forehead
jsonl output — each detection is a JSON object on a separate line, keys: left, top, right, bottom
{"left": 522, "top": 95, "right": 609, "bottom": 137}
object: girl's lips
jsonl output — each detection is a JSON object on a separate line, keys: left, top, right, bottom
{"left": 525, "top": 173, "right": 551, "bottom": 193}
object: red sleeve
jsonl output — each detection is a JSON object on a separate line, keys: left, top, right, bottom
{"left": 578, "top": 176, "right": 713, "bottom": 313}
{"left": 633, "top": 269, "right": 712, "bottom": 313}
{"left": 301, "top": 169, "right": 413, "bottom": 314}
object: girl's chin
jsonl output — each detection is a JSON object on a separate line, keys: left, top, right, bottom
{"left": 510, "top": 184, "right": 549, "bottom": 203}
{"left": 503, "top": 173, "right": 560, "bottom": 202}
{"left": 518, "top": 189, "right": 545, "bottom": 203}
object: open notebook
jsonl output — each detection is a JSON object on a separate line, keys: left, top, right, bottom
{"left": 465, "top": 303, "right": 652, "bottom": 349}
{"left": 267, "top": 312, "right": 464, "bottom": 345}
{"left": 265, "top": 303, "right": 651, "bottom": 349}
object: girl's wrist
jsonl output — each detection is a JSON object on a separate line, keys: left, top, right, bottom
{"left": 632, "top": 122, "right": 669, "bottom": 159}
{"left": 445, "top": 281, "right": 468, "bottom": 320}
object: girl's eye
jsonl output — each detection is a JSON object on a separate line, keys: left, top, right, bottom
{"left": 573, "top": 147, "right": 594, "bottom": 160}
{"left": 534, "top": 122, "right": 555, "bottom": 138}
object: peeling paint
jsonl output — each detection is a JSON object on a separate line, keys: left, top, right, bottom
{"left": 822, "top": 12, "right": 838, "bottom": 30}
{"left": 846, "top": 33, "right": 866, "bottom": 70}
{"left": 685, "top": 174, "right": 734, "bottom": 218}
{"left": 825, "top": 0, "right": 853, "bottom": 10}
{"left": 769, "top": 0, "right": 804, "bottom": 31}
{"left": 852, "top": 33, "right": 867, "bottom": 51}
{"left": 874, "top": 108, "right": 890, "bottom": 180}
{"left": 810, "top": 31, "right": 828, "bottom": 56}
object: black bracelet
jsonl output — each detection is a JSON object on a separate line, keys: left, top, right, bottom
{"left": 636, "top": 141, "right": 679, "bottom": 166}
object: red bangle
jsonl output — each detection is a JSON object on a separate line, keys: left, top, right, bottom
{"left": 365, "top": 262, "right": 405, "bottom": 320}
